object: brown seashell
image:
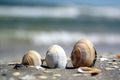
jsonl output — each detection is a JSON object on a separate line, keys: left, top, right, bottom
{"left": 22, "top": 50, "right": 42, "bottom": 66}
{"left": 116, "top": 55, "right": 120, "bottom": 59}
{"left": 71, "top": 39, "right": 97, "bottom": 68}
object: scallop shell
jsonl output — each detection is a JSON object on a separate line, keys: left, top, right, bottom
{"left": 45, "top": 45, "right": 67, "bottom": 68}
{"left": 71, "top": 39, "right": 97, "bottom": 68}
{"left": 22, "top": 50, "right": 42, "bottom": 66}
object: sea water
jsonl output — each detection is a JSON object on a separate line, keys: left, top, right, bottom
{"left": 0, "top": 5, "right": 120, "bottom": 62}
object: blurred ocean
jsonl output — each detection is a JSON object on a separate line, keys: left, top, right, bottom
{"left": 0, "top": 4, "right": 120, "bottom": 62}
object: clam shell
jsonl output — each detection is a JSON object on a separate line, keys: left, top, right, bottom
{"left": 45, "top": 45, "right": 67, "bottom": 68}
{"left": 71, "top": 39, "right": 97, "bottom": 68}
{"left": 78, "top": 67, "right": 101, "bottom": 74}
{"left": 22, "top": 50, "right": 42, "bottom": 66}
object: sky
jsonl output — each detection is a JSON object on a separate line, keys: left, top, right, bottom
{"left": 0, "top": 0, "right": 120, "bottom": 6}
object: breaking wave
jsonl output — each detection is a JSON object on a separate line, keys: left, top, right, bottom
{"left": 0, "top": 6, "right": 120, "bottom": 19}
{"left": 1, "top": 30, "right": 120, "bottom": 45}
{"left": 31, "top": 31, "right": 120, "bottom": 45}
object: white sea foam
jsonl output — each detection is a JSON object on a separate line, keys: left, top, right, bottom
{"left": 0, "top": 6, "right": 79, "bottom": 18}
{"left": 0, "top": 6, "right": 120, "bottom": 19}
{"left": 11, "top": 30, "right": 120, "bottom": 45}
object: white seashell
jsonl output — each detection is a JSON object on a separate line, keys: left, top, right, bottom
{"left": 71, "top": 39, "right": 97, "bottom": 68}
{"left": 22, "top": 50, "right": 42, "bottom": 66}
{"left": 100, "top": 58, "right": 108, "bottom": 61}
{"left": 78, "top": 68, "right": 84, "bottom": 73}
{"left": 112, "top": 66, "right": 119, "bottom": 68}
{"left": 45, "top": 45, "right": 67, "bottom": 68}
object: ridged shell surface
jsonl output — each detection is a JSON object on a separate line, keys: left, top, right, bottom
{"left": 71, "top": 39, "right": 97, "bottom": 68}
{"left": 22, "top": 50, "right": 42, "bottom": 66}
{"left": 45, "top": 45, "right": 67, "bottom": 68}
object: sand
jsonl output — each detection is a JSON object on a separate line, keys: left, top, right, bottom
{"left": 0, "top": 54, "right": 120, "bottom": 80}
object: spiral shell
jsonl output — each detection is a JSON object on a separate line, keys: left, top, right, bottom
{"left": 45, "top": 45, "right": 67, "bottom": 68}
{"left": 71, "top": 39, "right": 97, "bottom": 68}
{"left": 22, "top": 50, "right": 42, "bottom": 66}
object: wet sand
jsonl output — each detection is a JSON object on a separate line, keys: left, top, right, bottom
{"left": 0, "top": 53, "right": 120, "bottom": 80}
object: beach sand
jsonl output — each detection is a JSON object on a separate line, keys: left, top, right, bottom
{"left": 0, "top": 53, "right": 120, "bottom": 80}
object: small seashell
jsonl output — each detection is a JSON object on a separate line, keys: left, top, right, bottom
{"left": 112, "top": 62, "right": 118, "bottom": 65}
{"left": 108, "top": 62, "right": 113, "bottom": 65}
{"left": 78, "top": 68, "right": 84, "bottom": 73}
{"left": 53, "top": 73, "right": 61, "bottom": 77}
{"left": 77, "top": 67, "right": 101, "bottom": 74}
{"left": 12, "top": 72, "right": 20, "bottom": 76}
{"left": 116, "top": 55, "right": 120, "bottom": 59}
{"left": 29, "top": 66, "right": 45, "bottom": 70}
{"left": 35, "top": 66, "right": 45, "bottom": 70}
{"left": 71, "top": 39, "right": 97, "bottom": 68}
{"left": 39, "top": 75, "right": 48, "bottom": 79}
{"left": 100, "top": 58, "right": 108, "bottom": 61}
{"left": 44, "top": 70, "right": 53, "bottom": 73}
{"left": 112, "top": 66, "right": 119, "bottom": 68}
{"left": 72, "top": 73, "right": 82, "bottom": 76}
{"left": 22, "top": 50, "right": 42, "bottom": 66}
{"left": 105, "top": 67, "right": 114, "bottom": 70}
{"left": 45, "top": 45, "right": 67, "bottom": 69}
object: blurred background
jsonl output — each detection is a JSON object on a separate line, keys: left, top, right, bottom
{"left": 0, "top": 0, "right": 120, "bottom": 63}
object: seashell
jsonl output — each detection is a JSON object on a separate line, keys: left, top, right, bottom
{"left": 45, "top": 45, "right": 67, "bottom": 68}
{"left": 22, "top": 50, "right": 42, "bottom": 66}
{"left": 77, "top": 67, "right": 101, "bottom": 74}
{"left": 100, "top": 57, "right": 108, "bottom": 61}
{"left": 12, "top": 72, "right": 21, "bottom": 76}
{"left": 116, "top": 55, "right": 120, "bottom": 59}
{"left": 71, "top": 39, "right": 97, "bottom": 68}
{"left": 105, "top": 67, "right": 114, "bottom": 70}
{"left": 53, "top": 73, "right": 61, "bottom": 77}
{"left": 38, "top": 75, "right": 48, "bottom": 79}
